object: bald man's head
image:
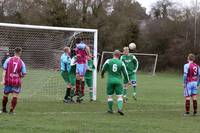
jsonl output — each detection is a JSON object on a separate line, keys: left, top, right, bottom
{"left": 113, "top": 50, "right": 121, "bottom": 59}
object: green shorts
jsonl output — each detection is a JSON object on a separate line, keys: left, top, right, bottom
{"left": 70, "top": 73, "right": 76, "bottom": 86}
{"left": 107, "top": 83, "right": 123, "bottom": 95}
{"left": 61, "top": 71, "right": 71, "bottom": 83}
{"left": 124, "top": 74, "right": 136, "bottom": 84}
{"left": 85, "top": 78, "right": 93, "bottom": 88}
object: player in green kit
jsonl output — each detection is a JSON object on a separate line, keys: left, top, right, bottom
{"left": 101, "top": 50, "right": 129, "bottom": 115}
{"left": 120, "top": 47, "right": 139, "bottom": 101}
{"left": 85, "top": 57, "right": 95, "bottom": 101}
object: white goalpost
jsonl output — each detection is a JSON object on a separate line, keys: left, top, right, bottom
{"left": 0, "top": 23, "right": 98, "bottom": 101}
{"left": 99, "top": 51, "right": 158, "bottom": 76}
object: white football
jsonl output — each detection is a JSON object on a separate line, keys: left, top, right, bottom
{"left": 129, "top": 43, "right": 136, "bottom": 50}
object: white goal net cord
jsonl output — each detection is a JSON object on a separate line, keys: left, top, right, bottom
{"left": 0, "top": 23, "right": 98, "bottom": 101}
{"left": 99, "top": 51, "right": 158, "bottom": 76}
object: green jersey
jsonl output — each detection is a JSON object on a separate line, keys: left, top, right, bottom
{"left": 120, "top": 54, "right": 139, "bottom": 75}
{"left": 85, "top": 59, "right": 95, "bottom": 79}
{"left": 101, "top": 58, "right": 129, "bottom": 84}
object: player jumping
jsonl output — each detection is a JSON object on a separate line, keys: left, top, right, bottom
{"left": 0, "top": 47, "right": 26, "bottom": 114}
{"left": 183, "top": 53, "right": 200, "bottom": 116}
{"left": 74, "top": 38, "right": 91, "bottom": 103}
{"left": 101, "top": 50, "right": 129, "bottom": 116}
{"left": 120, "top": 47, "right": 139, "bottom": 101}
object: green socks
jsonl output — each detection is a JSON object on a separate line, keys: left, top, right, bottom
{"left": 107, "top": 98, "right": 123, "bottom": 111}
{"left": 89, "top": 88, "right": 93, "bottom": 100}
{"left": 108, "top": 100, "right": 113, "bottom": 111}
{"left": 117, "top": 98, "right": 123, "bottom": 110}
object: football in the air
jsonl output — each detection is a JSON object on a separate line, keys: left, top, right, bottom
{"left": 129, "top": 42, "right": 136, "bottom": 50}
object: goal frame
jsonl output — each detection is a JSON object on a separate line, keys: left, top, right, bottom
{"left": 0, "top": 23, "right": 98, "bottom": 100}
{"left": 99, "top": 51, "right": 158, "bottom": 76}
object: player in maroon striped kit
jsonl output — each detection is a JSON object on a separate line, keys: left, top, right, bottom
{"left": 0, "top": 47, "right": 26, "bottom": 114}
{"left": 74, "top": 38, "right": 91, "bottom": 102}
{"left": 183, "top": 54, "right": 200, "bottom": 116}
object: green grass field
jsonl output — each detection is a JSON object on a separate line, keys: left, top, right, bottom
{"left": 0, "top": 70, "right": 200, "bottom": 133}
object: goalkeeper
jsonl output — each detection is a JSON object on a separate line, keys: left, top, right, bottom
{"left": 120, "top": 47, "right": 139, "bottom": 101}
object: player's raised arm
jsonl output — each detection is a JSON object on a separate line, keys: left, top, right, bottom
{"left": 121, "top": 62, "right": 129, "bottom": 84}
{"left": 132, "top": 55, "right": 139, "bottom": 73}
{"left": 86, "top": 46, "right": 92, "bottom": 57}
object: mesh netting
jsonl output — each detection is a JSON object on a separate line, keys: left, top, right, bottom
{"left": 0, "top": 25, "right": 95, "bottom": 101}
{"left": 99, "top": 52, "right": 158, "bottom": 75}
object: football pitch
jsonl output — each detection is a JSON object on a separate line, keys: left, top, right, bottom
{"left": 0, "top": 70, "right": 200, "bottom": 133}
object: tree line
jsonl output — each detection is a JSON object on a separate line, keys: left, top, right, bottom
{"left": 0, "top": 0, "right": 199, "bottom": 70}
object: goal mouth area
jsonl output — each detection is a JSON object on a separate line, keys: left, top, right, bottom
{"left": 99, "top": 51, "right": 158, "bottom": 76}
{"left": 0, "top": 23, "right": 98, "bottom": 101}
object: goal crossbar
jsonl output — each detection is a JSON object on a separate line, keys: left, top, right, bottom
{"left": 0, "top": 23, "right": 97, "bottom": 33}
{"left": 99, "top": 51, "right": 158, "bottom": 76}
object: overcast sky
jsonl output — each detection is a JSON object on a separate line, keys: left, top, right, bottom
{"left": 136, "top": 0, "right": 196, "bottom": 13}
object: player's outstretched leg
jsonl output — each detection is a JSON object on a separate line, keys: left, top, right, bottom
{"left": 123, "top": 79, "right": 128, "bottom": 102}
{"left": 117, "top": 96, "right": 124, "bottom": 116}
{"left": 1, "top": 95, "right": 8, "bottom": 113}
{"left": 123, "top": 88, "right": 128, "bottom": 103}
{"left": 130, "top": 80, "right": 137, "bottom": 100}
{"left": 107, "top": 97, "right": 114, "bottom": 114}
{"left": 132, "top": 86, "right": 137, "bottom": 100}
{"left": 130, "top": 75, "right": 137, "bottom": 100}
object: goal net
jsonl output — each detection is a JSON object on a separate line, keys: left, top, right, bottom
{"left": 0, "top": 23, "right": 98, "bottom": 101}
{"left": 99, "top": 51, "right": 158, "bottom": 76}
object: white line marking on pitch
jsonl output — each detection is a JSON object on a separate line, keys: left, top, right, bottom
{"left": 28, "top": 109, "right": 182, "bottom": 115}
